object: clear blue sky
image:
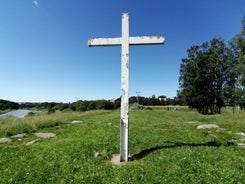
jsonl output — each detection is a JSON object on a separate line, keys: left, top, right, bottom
{"left": 0, "top": 0, "right": 244, "bottom": 102}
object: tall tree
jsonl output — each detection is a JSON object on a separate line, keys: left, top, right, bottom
{"left": 179, "top": 38, "right": 230, "bottom": 114}
{"left": 228, "top": 16, "right": 245, "bottom": 109}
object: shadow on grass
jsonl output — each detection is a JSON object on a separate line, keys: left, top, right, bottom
{"left": 129, "top": 141, "right": 236, "bottom": 161}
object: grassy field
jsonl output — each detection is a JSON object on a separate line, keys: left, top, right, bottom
{"left": 0, "top": 107, "right": 245, "bottom": 183}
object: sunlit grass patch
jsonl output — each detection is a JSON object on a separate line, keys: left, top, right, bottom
{"left": 0, "top": 108, "right": 245, "bottom": 183}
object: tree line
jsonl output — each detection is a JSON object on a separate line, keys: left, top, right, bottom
{"left": 178, "top": 16, "right": 245, "bottom": 114}
{"left": 19, "top": 100, "right": 119, "bottom": 113}
{"left": 0, "top": 95, "right": 180, "bottom": 112}
{"left": 0, "top": 99, "right": 19, "bottom": 110}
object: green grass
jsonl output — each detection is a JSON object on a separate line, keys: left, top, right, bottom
{"left": 0, "top": 107, "right": 245, "bottom": 183}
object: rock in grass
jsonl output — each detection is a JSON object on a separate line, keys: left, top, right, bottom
{"left": 11, "top": 133, "right": 27, "bottom": 138}
{"left": 110, "top": 154, "right": 123, "bottom": 166}
{"left": 197, "top": 124, "right": 219, "bottom": 130}
{"left": 236, "top": 132, "right": 245, "bottom": 137}
{"left": 70, "top": 120, "right": 83, "bottom": 124}
{"left": 110, "top": 154, "right": 132, "bottom": 166}
{"left": 237, "top": 143, "right": 245, "bottom": 148}
{"left": 0, "top": 137, "right": 11, "bottom": 143}
{"left": 94, "top": 152, "right": 103, "bottom": 158}
{"left": 34, "top": 132, "right": 56, "bottom": 138}
{"left": 25, "top": 140, "right": 38, "bottom": 146}
{"left": 94, "top": 152, "right": 109, "bottom": 159}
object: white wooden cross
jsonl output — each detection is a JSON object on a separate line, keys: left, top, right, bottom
{"left": 88, "top": 13, "right": 164, "bottom": 162}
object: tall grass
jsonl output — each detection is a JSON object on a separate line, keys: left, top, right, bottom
{"left": 0, "top": 110, "right": 111, "bottom": 137}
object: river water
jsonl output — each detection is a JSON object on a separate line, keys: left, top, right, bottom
{"left": 0, "top": 109, "right": 39, "bottom": 118}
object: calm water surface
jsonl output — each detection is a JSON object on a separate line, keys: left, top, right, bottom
{"left": 0, "top": 109, "right": 38, "bottom": 118}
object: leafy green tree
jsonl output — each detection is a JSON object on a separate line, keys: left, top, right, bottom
{"left": 78, "top": 101, "right": 90, "bottom": 111}
{"left": 0, "top": 99, "right": 19, "bottom": 110}
{"left": 87, "top": 101, "right": 96, "bottom": 111}
{"left": 69, "top": 103, "right": 77, "bottom": 111}
{"left": 54, "top": 103, "right": 69, "bottom": 111}
{"left": 228, "top": 16, "right": 245, "bottom": 109}
{"left": 179, "top": 38, "right": 230, "bottom": 114}
{"left": 95, "top": 100, "right": 113, "bottom": 110}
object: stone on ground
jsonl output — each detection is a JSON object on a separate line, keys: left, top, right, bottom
{"left": 110, "top": 154, "right": 133, "bottom": 166}
{"left": 70, "top": 120, "right": 83, "bottom": 124}
{"left": 25, "top": 140, "right": 38, "bottom": 146}
{"left": 0, "top": 137, "right": 11, "bottom": 143}
{"left": 111, "top": 154, "right": 123, "bottom": 166}
{"left": 237, "top": 143, "right": 245, "bottom": 148}
{"left": 94, "top": 152, "right": 102, "bottom": 158}
{"left": 11, "top": 133, "right": 27, "bottom": 138}
{"left": 236, "top": 132, "right": 245, "bottom": 137}
{"left": 197, "top": 124, "right": 219, "bottom": 130}
{"left": 34, "top": 132, "right": 56, "bottom": 138}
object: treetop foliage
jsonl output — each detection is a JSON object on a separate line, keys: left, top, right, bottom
{"left": 179, "top": 16, "right": 245, "bottom": 114}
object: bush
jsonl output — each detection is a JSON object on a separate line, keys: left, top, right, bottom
{"left": 130, "top": 102, "right": 144, "bottom": 110}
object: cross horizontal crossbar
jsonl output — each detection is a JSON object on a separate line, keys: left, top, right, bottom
{"left": 88, "top": 36, "right": 164, "bottom": 47}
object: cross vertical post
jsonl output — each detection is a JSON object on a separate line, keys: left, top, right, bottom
{"left": 120, "top": 13, "right": 129, "bottom": 162}
{"left": 88, "top": 13, "right": 164, "bottom": 162}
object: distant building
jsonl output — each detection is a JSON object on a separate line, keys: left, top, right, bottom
{"left": 158, "top": 97, "right": 167, "bottom": 102}
{"left": 108, "top": 98, "right": 116, "bottom": 103}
